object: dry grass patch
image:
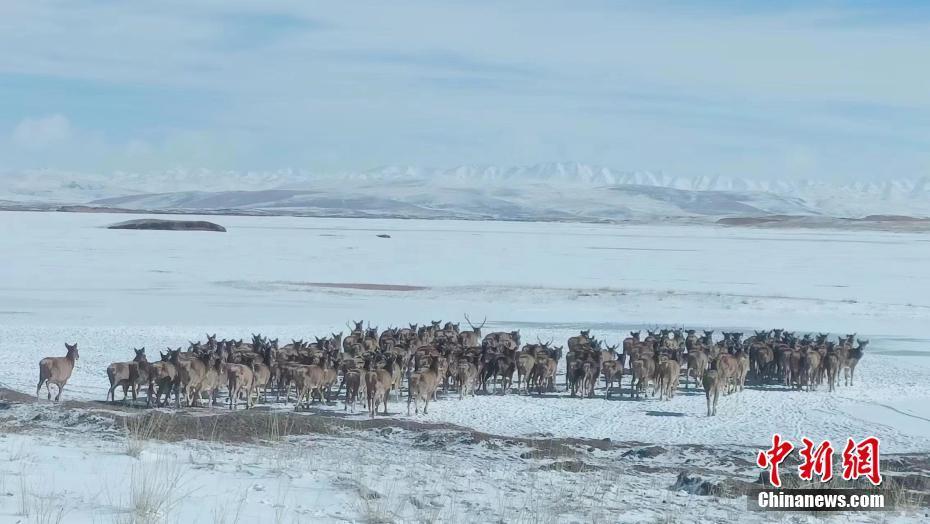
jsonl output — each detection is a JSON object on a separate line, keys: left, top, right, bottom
{"left": 113, "top": 459, "right": 188, "bottom": 524}
{"left": 123, "top": 412, "right": 171, "bottom": 457}
{"left": 16, "top": 473, "right": 67, "bottom": 524}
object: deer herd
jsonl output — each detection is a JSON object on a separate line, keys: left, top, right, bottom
{"left": 36, "top": 319, "right": 868, "bottom": 418}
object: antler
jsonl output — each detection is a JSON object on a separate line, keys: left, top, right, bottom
{"left": 464, "top": 313, "right": 488, "bottom": 330}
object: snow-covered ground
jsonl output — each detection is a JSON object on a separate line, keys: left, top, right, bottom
{"left": 5, "top": 403, "right": 918, "bottom": 524}
{"left": 2, "top": 210, "right": 929, "bottom": 451}
{"left": 2, "top": 210, "right": 929, "bottom": 522}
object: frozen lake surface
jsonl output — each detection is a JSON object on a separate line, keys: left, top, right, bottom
{"left": 2, "top": 211, "right": 929, "bottom": 452}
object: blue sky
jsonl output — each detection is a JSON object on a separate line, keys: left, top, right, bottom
{"left": 0, "top": 0, "right": 928, "bottom": 180}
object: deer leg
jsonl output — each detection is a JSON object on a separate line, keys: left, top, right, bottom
{"left": 54, "top": 383, "right": 63, "bottom": 402}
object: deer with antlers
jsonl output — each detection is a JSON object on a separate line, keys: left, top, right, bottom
{"left": 460, "top": 314, "right": 487, "bottom": 347}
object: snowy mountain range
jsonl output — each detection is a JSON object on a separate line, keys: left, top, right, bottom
{"left": 2, "top": 163, "right": 928, "bottom": 221}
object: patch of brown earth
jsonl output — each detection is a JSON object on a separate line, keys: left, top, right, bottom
{"left": 291, "top": 282, "right": 428, "bottom": 291}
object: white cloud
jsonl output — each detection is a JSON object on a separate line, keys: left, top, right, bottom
{"left": 11, "top": 114, "right": 72, "bottom": 150}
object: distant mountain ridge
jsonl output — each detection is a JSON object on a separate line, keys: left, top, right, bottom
{"left": 1, "top": 162, "right": 928, "bottom": 221}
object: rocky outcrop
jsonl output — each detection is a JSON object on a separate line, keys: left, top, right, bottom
{"left": 107, "top": 219, "right": 226, "bottom": 232}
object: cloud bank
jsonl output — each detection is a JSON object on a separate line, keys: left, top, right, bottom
{"left": 0, "top": 1, "right": 927, "bottom": 180}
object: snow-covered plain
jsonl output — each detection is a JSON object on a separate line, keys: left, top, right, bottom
{"left": 2, "top": 210, "right": 929, "bottom": 449}
{"left": 2, "top": 210, "right": 930, "bottom": 522}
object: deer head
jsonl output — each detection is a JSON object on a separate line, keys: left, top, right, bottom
{"left": 464, "top": 314, "right": 487, "bottom": 334}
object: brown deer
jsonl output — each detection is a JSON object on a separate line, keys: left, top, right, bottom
{"left": 735, "top": 349, "right": 750, "bottom": 392}
{"left": 493, "top": 353, "right": 516, "bottom": 394}
{"left": 194, "top": 352, "right": 226, "bottom": 407}
{"left": 516, "top": 352, "right": 536, "bottom": 394}
{"left": 530, "top": 356, "right": 555, "bottom": 395}
{"left": 654, "top": 357, "right": 680, "bottom": 400}
{"left": 342, "top": 369, "right": 363, "bottom": 412}
{"left": 460, "top": 314, "right": 486, "bottom": 347}
{"left": 702, "top": 370, "right": 722, "bottom": 416}
{"left": 321, "top": 358, "right": 339, "bottom": 402}
{"left": 106, "top": 347, "right": 148, "bottom": 403}
{"left": 714, "top": 354, "right": 740, "bottom": 395}
{"left": 622, "top": 331, "right": 641, "bottom": 364}
{"left": 365, "top": 357, "right": 393, "bottom": 417}
{"left": 824, "top": 347, "right": 840, "bottom": 392}
{"left": 843, "top": 340, "right": 867, "bottom": 386}
{"left": 227, "top": 363, "right": 255, "bottom": 410}
{"left": 148, "top": 349, "right": 180, "bottom": 407}
{"left": 36, "top": 343, "right": 79, "bottom": 401}
{"left": 454, "top": 359, "right": 478, "bottom": 400}
{"left": 293, "top": 364, "right": 325, "bottom": 410}
{"left": 171, "top": 349, "right": 209, "bottom": 407}
{"left": 684, "top": 349, "right": 708, "bottom": 390}
{"left": 601, "top": 359, "right": 622, "bottom": 399}
{"left": 408, "top": 356, "right": 441, "bottom": 414}
{"left": 584, "top": 358, "right": 600, "bottom": 398}
{"left": 630, "top": 356, "right": 655, "bottom": 399}
{"left": 800, "top": 349, "right": 822, "bottom": 392}
{"left": 250, "top": 347, "right": 273, "bottom": 404}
